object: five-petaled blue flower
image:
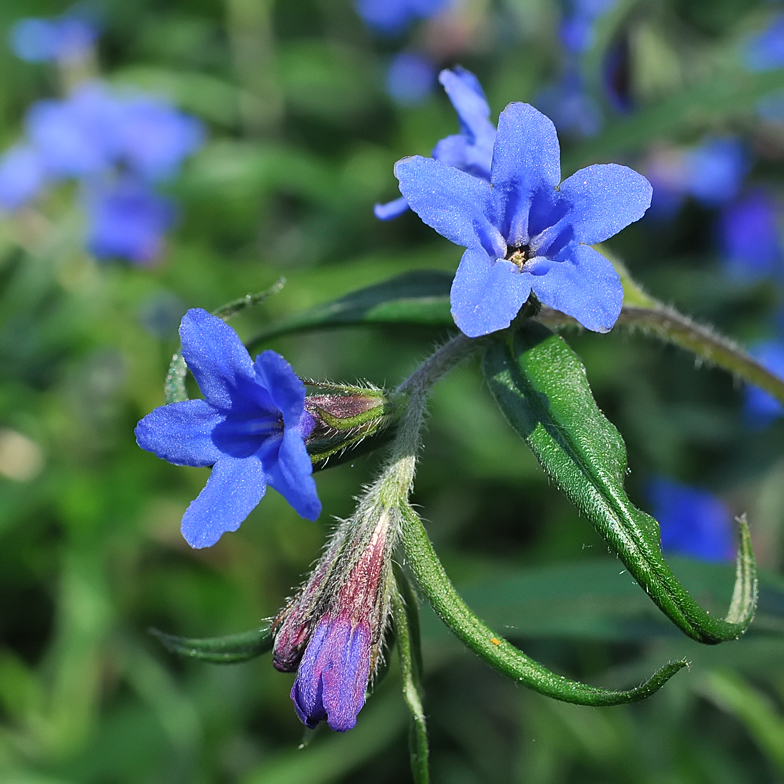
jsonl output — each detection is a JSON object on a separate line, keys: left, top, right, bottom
{"left": 375, "top": 66, "right": 496, "bottom": 221}
{"left": 135, "top": 308, "right": 321, "bottom": 548}
{"left": 395, "top": 102, "right": 652, "bottom": 337}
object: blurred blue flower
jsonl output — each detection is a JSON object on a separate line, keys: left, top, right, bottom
{"left": 356, "top": 0, "right": 449, "bottom": 36}
{"left": 0, "top": 145, "right": 48, "bottom": 210}
{"left": 135, "top": 309, "right": 321, "bottom": 548}
{"left": 115, "top": 96, "right": 205, "bottom": 181}
{"left": 0, "top": 81, "right": 204, "bottom": 263}
{"left": 559, "top": 0, "right": 617, "bottom": 53}
{"left": 718, "top": 190, "right": 782, "bottom": 279}
{"left": 386, "top": 52, "right": 436, "bottom": 106}
{"left": 84, "top": 177, "right": 178, "bottom": 265}
{"left": 375, "top": 66, "right": 496, "bottom": 220}
{"left": 535, "top": 71, "right": 603, "bottom": 138}
{"left": 26, "top": 84, "right": 123, "bottom": 179}
{"left": 646, "top": 478, "right": 735, "bottom": 563}
{"left": 10, "top": 13, "right": 98, "bottom": 63}
{"left": 395, "top": 102, "right": 652, "bottom": 336}
{"left": 744, "top": 340, "right": 784, "bottom": 425}
{"left": 22, "top": 84, "right": 205, "bottom": 184}
{"left": 744, "top": 12, "right": 784, "bottom": 72}
{"left": 645, "top": 138, "right": 749, "bottom": 219}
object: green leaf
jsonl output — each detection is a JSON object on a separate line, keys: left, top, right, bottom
{"left": 400, "top": 504, "right": 687, "bottom": 706}
{"left": 246, "top": 270, "right": 453, "bottom": 349}
{"left": 391, "top": 567, "right": 429, "bottom": 784}
{"left": 149, "top": 625, "right": 273, "bottom": 663}
{"left": 481, "top": 323, "right": 757, "bottom": 644}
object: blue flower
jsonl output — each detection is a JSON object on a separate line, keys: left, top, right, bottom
{"left": 644, "top": 138, "right": 749, "bottom": 220}
{"left": 718, "top": 190, "right": 782, "bottom": 280}
{"left": 0, "top": 81, "right": 204, "bottom": 263}
{"left": 646, "top": 478, "right": 734, "bottom": 563}
{"left": 291, "top": 616, "right": 371, "bottom": 732}
{"left": 535, "top": 71, "right": 603, "bottom": 139}
{"left": 0, "top": 145, "right": 47, "bottom": 209}
{"left": 394, "top": 102, "right": 652, "bottom": 336}
{"left": 135, "top": 309, "right": 321, "bottom": 548}
{"left": 115, "top": 96, "right": 205, "bottom": 181}
{"left": 10, "top": 13, "right": 98, "bottom": 63}
{"left": 559, "top": 0, "right": 617, "bottom": 54}
{"left": 25, "top": 83, "right": 123, "bottom": 179}
{"left": 355, "top": 0, "right": 449, "bottom": 36}
{"left": 375, "top": 66, "right": 496, "bottom": 221}
{"left": 744, "top": 12, "right": 784, "bottom": 72}
{"left": 84, "top": 177, "right": 178, "bottom": 265}
{"left": 385, "top": 52, "right": 436, "bottom": 107}
{"left": 744, "top": 340, "right": 784, "bottom": 425}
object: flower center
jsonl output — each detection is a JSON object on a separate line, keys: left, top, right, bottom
{"left": 505, "top": 245, "right": 530, "bottom": 270}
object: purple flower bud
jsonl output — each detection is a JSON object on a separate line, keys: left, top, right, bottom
{"left": 291, "top": 616, "right": 371, "bottom": 731}
{"left": 303, "top": 384, "right": 397, "bottom": 468}
{"left": 274, "top": 504, "right": 397, "bottom": 731}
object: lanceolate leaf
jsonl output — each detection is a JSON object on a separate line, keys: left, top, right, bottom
{"left": 149, "top": 625, "right": 273, "bottom": 663}
{"left": 400, "top": 504, "right": 687, "bottom": 705}
{"left": 481, "top": 322, "right": 757, "bottom": 644}
{"left": 246, "top": 270, "right": 453, "bottom": 349}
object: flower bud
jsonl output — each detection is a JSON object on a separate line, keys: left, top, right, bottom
{"left": 273, "top": 502, "right": 398, "bottom": 731}
{"left": 303, "top": 383, "right": 399, "bottom": 469}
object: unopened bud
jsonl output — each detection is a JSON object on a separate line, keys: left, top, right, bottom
{"left": 304, "top": 383, "right": 399, "bottom": 469}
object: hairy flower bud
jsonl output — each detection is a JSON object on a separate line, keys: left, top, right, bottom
{"left": 304, "top": 383, "right": 399, "bottom": 469}
{"left": 272, "top": 501, "right": 399, "bottom": 731}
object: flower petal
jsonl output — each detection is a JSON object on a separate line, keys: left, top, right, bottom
{"left": 322, "top": 622, "right": 371, "bottom": 731}
{"left": 438, "top": 67, "right": 493, "bottom": 142}
{"left": 135, "top": 399, "right": 223, "bottom": 467}
{"left": 373, "top": 196, "right": 409, "bottom": 221}
{"left": 180, "top": 454, "right": 267, "bottom": 548}
{"left": 179, "top": 308, "right": 255, "bottom": 410}
{"left": 557, "top": 163, "right": 652, "bottom": 245}
{"left": 450, "top": 248, "right": 532, "bottom": 337}
{"left": 531, "top": 244, "right": 623, "bottom": 332}
{"left": 264, "top": 428, "right": 321, "bottom": 520}
{"left": 394, "top": 156, "right": 503, "bottom": 256}
{"left": 253, "top": 350, "right": 306, "bottom": 428}
{"left": 490, "top": 103, "right": 561, "bottom": 247}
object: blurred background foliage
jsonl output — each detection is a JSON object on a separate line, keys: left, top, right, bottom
{"left": 2, "top": 0, "right": 784, "bottom": 782}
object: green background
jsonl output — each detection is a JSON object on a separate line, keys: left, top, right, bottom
{"left": 2, "top": 0, "right": 784, "bottom": 781}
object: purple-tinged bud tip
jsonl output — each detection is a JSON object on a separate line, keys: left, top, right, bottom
{"left": 290, "top": 616, "right": 372, "bottom": 732}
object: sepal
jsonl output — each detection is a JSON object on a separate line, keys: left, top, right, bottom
{"left": 304, "top": 382, "right": 400, "bottom": 470}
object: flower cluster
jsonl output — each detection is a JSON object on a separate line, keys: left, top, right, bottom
{"left": 0, "top": 35, "right": 203, "bottom": 264}
{"left": 395, "top": 101, "right": 652, "bottom": 337}
{"left": 135, "top": 309, "right": 321, "bottom": 548}
{"left": 273, "top": 502, "right": 397, "bottom": 731}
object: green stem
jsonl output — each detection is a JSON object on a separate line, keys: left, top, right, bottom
{"left": 537, "top": 302, "right": 784, "bottom": 407}
{"left": 376, "top": 332, "right": 481, "bottom": 505}
{"left": 400, "top": 505, "right": 687, "bottom": 705}
{"left": 391, "top": 571, "right": 429, "bottom": 784}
